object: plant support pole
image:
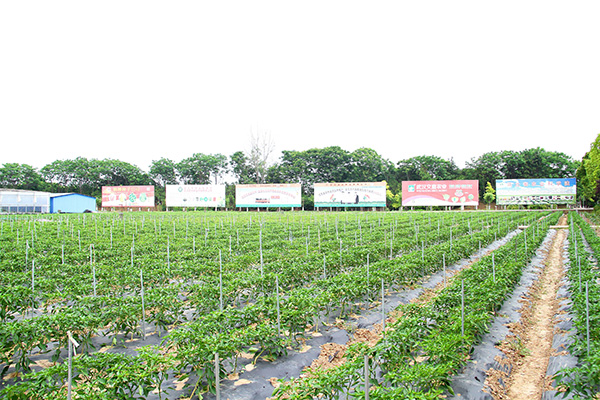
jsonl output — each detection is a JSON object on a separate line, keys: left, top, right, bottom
{"left": 276, "top": 275, "right": 281, "bottom": 337}
{"left": 141, "top": 269, "right": 146, "bottom": 340}
{"left": 215, "top": 352, "right": 221, "bottom": 400}
{"left": 260, "top": 230, "right": 264, "bottom": 277}
{"left": 364, "top": 354, "right": 370, "bottom": 400}
{"left": 492, "top": 253, "right": 496, "bottom": 283}
{"left": 461, "top": 280, "right": 465, "bottom": 337}
{"left": 381, "top": 279, "right": 385, "bottom": 334}
{"left": 67, "top": 331, "right": 79, "bottom": 400}
{"left": 219, "top": 250, "right": 223, "bottom": 311}
{"left": 443, "top": 253, "right": 446, "bottom": 288}
{"left": 586, "top": 281, "right": 590, "bottom": 357}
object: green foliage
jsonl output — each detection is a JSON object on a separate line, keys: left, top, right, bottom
{"left": 229, "top": 151, "right": 257, "bottom": 184}
{"left": 483, "top": 181, "right": 496, "bottom": 205}
{"left": 2, "top": 145, "right": 585, "bottom": 209}
{"left": 576, "top": 134, "right": 600, "bottom": 205}
{"left": 396, "top": 155, "right": 460, "bottom": 181}
{"left": 554, "top": 212, "right": 600, "bottom": 397}
{"left": 0, "top": 163, "right": 43, "bottom": 190}
{"left": 0, "top": 210, "right": 540, "bottom": 398}
{"left": 386, "top": 185, "right": 401, "bottom": 210}
{"left": 149, "top": 157, "right": 179, "bottom": 187}
{"left": 464, "top": 148, "right": 578, "bottom": 197}
{"left": 40, "top": 157, "right": 151, "bottom": 197}
{"left": 177, "top": 153, "right": 227, "bottom": 185}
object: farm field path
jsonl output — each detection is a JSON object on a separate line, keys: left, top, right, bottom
{"left": 490, "top": 214, "right": 568, "bottom": 400}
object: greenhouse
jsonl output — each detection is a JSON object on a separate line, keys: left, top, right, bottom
{"left": 0, "top": 189, "right": 50, "bottom": 213}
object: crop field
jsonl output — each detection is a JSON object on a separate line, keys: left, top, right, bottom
{"left": 1, "top": 209, "right": 597, "bottom": 399}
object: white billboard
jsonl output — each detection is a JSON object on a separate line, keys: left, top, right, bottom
{"left": 236, "top": 184, "right": 302, "bottom": 208}
{"left": 166, "top": 184, "right": 226, "bottom": 208}
{"left": 314, "top": 182, "right": 387, "bottom": 208}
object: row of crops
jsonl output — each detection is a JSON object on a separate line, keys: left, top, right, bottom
{"left": 555, "top": 212, "right": 600, "bottom": 398}
{"left": 0, "top": 210, "right": 573, "bottom": 399}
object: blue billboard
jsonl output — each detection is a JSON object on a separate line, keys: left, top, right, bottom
{"left": 496, "top": 178, "right": 576, "bottom": 205}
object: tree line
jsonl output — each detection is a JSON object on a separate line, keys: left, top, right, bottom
{"left": 0, "top": 144, "right": 592, "bottom": 209}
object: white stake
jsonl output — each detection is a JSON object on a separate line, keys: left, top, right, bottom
{"left": 140, "top": 269, "right": 146, "bottom": 340}
{"left": 219, "top": 250, "right": 223, "bottom": 311}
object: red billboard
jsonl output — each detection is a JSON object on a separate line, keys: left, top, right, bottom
{"left": 102, "top": 186, "right": 155, "bottom": 208}
{"left": 402, "top": 180, "right": 479, "bottom": 207}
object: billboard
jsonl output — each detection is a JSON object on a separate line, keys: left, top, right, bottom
{"left": 236, "top": 184, "right": 302, "bottom": 208}
{"left": 314, "top": 182, "right": 386, "bottom": 208}
{"left": 102, "top": 186, "right": 155, "bottom": 208}
{"left": 496, "top": 178, "right": 576, "bottom": 205}
{"left": 166, "top": 184, "right": 226, "bottom": 208}
{"left": 402, "top": 180, "right": 479, "bottom": 207}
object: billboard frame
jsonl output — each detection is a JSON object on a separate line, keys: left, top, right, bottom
{"left": 101, "top": 186, "right": 155, "bottom": 209}
{"left": 235, "top": 184, "right": 302, "bottom": 209}
{"left": 314, "top": 182, "right": 387, "bottom": 209}
{"left": 402, "top": 180, "right": 479, "bottom": 207}
{"left": 166, "top": 184, "right": 226, "bottom": 209}
{"left": 496, "top": 178, "right": 576, "bottom": 205}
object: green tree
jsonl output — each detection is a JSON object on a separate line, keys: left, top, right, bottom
{"left": 464, "top": 148, "right": 579, "bottom": 198}
{"left": 41, "top": 157, "right": 149, "bottom": 196}
{"left": 271, "top": 146, "right": 353, "bottom": 196}
{"left": 41, "top": 159, "right": 79, "bottom": 192}
{"left": 229, "top": 151, "right": 256, "bottom": 184}
{"left": 149, "top": 158, "right": 179, "bottom": 187}
{"left": 177, "top": 153, "right": 228, "bottom": 185}
{"left": 483, "top": 181, "right": 496, "bottom": 207}
{"left": 396, "top": 155, "right": 460, "bottom": 181}
{"left": 0, "top": 163, "right": 43, "bottom": 190}
{"left": 463, "top": 151, "right": 506, "bottom": 199}
{"left": 386, "top": 183, "right": 401, "bottom": 210}
{"left": 577, "top": 134, "right": 600, "bottom": 206}
{"left": 96, "top": 159, "right": 150, "bottom": 187}
{"left": 348, "top": 147, "right": 390, "bottom": 182}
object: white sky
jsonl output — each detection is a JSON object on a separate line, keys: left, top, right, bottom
{"left": 1, "top": 1, "right": 598, "bottom": 173}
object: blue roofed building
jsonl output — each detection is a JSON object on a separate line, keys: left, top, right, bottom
{"left": 50, "top": 193, "right": 96, "bottom": 213}
{"left": 0, "top": 189, "right": 97, "bottom": 214}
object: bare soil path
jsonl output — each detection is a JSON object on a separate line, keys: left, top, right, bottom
{"left": 487, "top": 214, "right": 568, "bottom": 399}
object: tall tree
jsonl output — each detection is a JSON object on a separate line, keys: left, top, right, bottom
{"left": 0, "top": 163, "right": 43, "bottom": 190}
{"left": 464, "top": 148, "right": 579, "bottom": 197}
{"left": 483, "top": 181, "right": 496, "bottom": 206}
{"left": 272, "top": 146, "right": 353, "bottom": 195}
{"left": 95, "top": 159, "right": 150, "bottom": 187}
{"left": 41, "top": 157, "right": 117, "bottom": 195}
{"left": 396, "top": 155, "right": 460, "bottom": 181}
{"left": 149, "top": 158, "right": 179, "bottom": 187}
{"left": 577, "top": 134, "right": 600, "bottom": 205}
{"left": 248, "top": 132, "right": 275, "bottom": 184}
{"left": 348, "top": 147, "right": 390, "bottom": 182}
{"left": 229, "top": 151, "right": 256, "bottom": 184}
{"left": 177, "top": 153, "right": 228, "bottom": 185}
{"left": 41, "top": 159, "right": 79, "bottom": 192}
{"left": 463, "top": 151, "right": 504, "bottom": 197}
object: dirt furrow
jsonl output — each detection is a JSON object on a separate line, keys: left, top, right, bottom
{"left": 486, "top": 218, "right": 567, "bottom": 400}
